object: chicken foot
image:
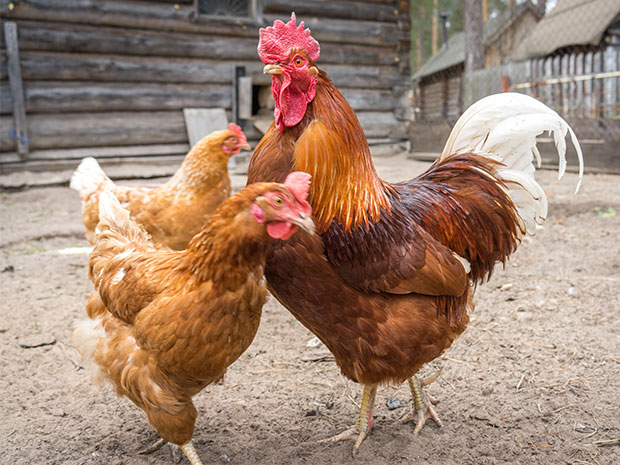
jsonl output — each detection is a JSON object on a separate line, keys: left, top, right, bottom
{"left": 319, "top": 384, "right": 377, "bottom": 455}
{"left": 398, "top": 371, "right": 443, "bottom": 434}
{"left": 138, "top": 437, "right": 202, "bottom": 465}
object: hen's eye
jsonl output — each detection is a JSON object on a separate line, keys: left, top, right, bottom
{"left": 273, "top": 196, "right": 284, "bottom": 207}
{"left": 295, "top": 58, "right": 303, "bottom": 67}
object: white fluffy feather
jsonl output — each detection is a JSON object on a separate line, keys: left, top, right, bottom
{"left": 72, "top": 318, "right": 106, "bottom": 385}
{"left": 70, "top": 157, "right": 115, "bottom": 197}
{"left": 440, "top": 93, "right": 584, "bottom": 235}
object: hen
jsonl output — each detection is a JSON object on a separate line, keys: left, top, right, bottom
{"left": 247, "top": 14, "right": 584, "bottom": 453}
{"left": 73, "top": 172, "right": 314, "bottom": 465}
{"left": 71, "top": 123, "right": 250, "bottom": 250}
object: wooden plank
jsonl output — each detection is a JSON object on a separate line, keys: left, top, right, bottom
{"left": 0, "top": 111, "right": 188, "bottom": 151}
{"left": 183, "top": 108, "right": 228, "bottom": 146}
{"left": 0, "top": 82, "right": 233, "bottom": 114}
{"left": 262, "top": 0, "right": 400, "bottom": 23}
{"left": 5, "top": 1, "right": 400, "bottom": 47}
{"left": 0, "top": 109, "right": 405, "bottom": 153}
{"left": 340, "top": 88, "right": 396, "bottom": 112}
{"left": 262, "top": 14, "right": 402, "bottom": 46}
{"left": 0, "top": 143, "right": 191, "bottom": 164}
{"left": 14, "top": 21, "right": 397, "bottom": 66}
{"left": 10, "top": 51, "right": 400, "bottom": 90}
{"left": 0, "top": 81, "right": 400, "bottom": 115}
{"left": 3, "top": 22, "right": 29, "bottom": 157}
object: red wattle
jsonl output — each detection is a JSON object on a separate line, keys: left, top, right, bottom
{"left": 267, "top": 222, "right": 297, "bottom": 240}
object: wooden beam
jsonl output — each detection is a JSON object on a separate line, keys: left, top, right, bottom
{"left": 3, "top": 22, "right": 29, "bottom": 157}
{"left": 0, "top": 51, "right": 400, "bottom": 90}
{"left": 15, "top": 21, "right": 396, "bottom": 66}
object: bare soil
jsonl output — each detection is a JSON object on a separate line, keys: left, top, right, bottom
{"left": 1, "top": 153, "right": 619, "bottom": 465}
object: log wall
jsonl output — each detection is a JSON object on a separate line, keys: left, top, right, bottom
{"left": 0, "top": 0, "right": 411, "bottom": 170}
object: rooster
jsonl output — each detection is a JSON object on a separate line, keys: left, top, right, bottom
{"left": 247, "top": 14, "right": 584, "bottom": 453}
{"left": 71, "top": 123, "right": 250, "bottom": 250}
{"left": 73, "top": 172, "right": 315, "bottom": 465}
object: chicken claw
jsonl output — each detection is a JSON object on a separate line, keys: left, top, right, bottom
{"left": 398, "top": 371, "right": 443, "bottom": 434}
{"left": 138, "top": 438, "right": 183, "bottom": 464}
{"left": 319, "top": 384, "right": 377, "bottom": 455}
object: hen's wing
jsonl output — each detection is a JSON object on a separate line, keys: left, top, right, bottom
{"left": 89, "top": 191, "right": 181, "bottom": 324}
{"left": 294, "top": 120, "right": 469, "bottom": 297}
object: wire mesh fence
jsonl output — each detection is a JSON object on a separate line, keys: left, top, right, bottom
{"left": 410, "top": 0, "right": 620, "bottom": 169}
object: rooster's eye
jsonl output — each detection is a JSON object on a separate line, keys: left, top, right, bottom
{"left": 273, "top": 196, "right": 284, "bottom": 207}
{"left": 295, "top": 58, "right": 303, "bottom": 67}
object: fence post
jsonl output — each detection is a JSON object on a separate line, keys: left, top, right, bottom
{"left": 501, "top": 75, "right": 511, "bottom": 92}
{"left": 4, "top": 22, "right": 29, "bottom": 158}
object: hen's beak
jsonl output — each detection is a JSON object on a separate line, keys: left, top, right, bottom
{"left": 239, "top": 142, "right": 251, "bottom": 151}
{"left": 290, "top": 212, "right": 315, "bottom": 235}
{"left": 263, "top": 64, "right": 284, "bottom": 75}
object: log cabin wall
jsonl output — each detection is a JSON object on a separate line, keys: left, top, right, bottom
{"left": 0, "top": 0, "right": 411, "bottom": 173}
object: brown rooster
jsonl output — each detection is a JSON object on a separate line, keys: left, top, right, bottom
{"left": 73, "top": 172, "right": 314, "bottom": 465}
{"left": 71, "top": 123, "right": 250, "bottom": 250}
{"left": 247, "top": 14, "right": 584, "bottom": 453}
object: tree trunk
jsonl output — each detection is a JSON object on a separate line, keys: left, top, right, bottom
{"left": 465, "top": 0, "right": 484, "bottom": 75}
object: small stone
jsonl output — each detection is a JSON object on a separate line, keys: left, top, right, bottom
{"left": 386, "top": 397, "right": 405, "bottom": 410}
{"left": 306, "top": 336, "right": 322, "bottom": 348}
{"left": 18, "top": 333, "right": 56, "bottom": 349}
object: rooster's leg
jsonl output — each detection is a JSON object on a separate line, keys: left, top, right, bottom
{"left": 180, "top": 440, "right": 204, "bottom": 465}
{"left": 139, "top": 438, "right": 194, "bottom": 464}
{"left": 398, "top": 372, "right": 443, "bottom": 434}
{"left": 319, "top": 384, "right": 377, "bottom": 455}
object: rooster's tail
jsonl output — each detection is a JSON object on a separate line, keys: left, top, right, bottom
{"left": 439, "top": 93, "right": 584, "bottom": 235}
{"left": 70, "top": 157, "right": 115, "bottom": 199}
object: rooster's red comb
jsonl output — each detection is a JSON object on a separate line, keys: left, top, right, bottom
{"left": 258, "top": 12, "right": 320, "bottom": 64}
{"left": 227, "top": 123, "right": 247, "bottom": 144}
{"left": 284, "top": 171, "right": 312, "bottom": 215}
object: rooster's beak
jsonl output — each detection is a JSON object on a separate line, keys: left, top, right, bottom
{"left": 290, "top": 212, "right": 315, "bottom": 236}
{"left": 263, "top": 64, "right": 284, "bottom": 75}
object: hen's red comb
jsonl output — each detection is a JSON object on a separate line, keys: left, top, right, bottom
{"left": 258, "top": 12, "right": 320, "bottom": 64}
{"left": 227, "top": 123, "right": 247, "bottom": 144}
{"left": 284, "top": 171, "right": 312, "bottom": 214}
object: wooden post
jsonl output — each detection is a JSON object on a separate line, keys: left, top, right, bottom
{"left": 432, "top": 0, "right": 438, "bottom": 55}
{"left": 501, "top": 75, "right": 511, "bottom": 92}
{"left": 4, "top": 22, "right": 29, "bottom": 157}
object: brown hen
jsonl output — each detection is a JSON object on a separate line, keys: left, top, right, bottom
{"left": 71, "top": 124, "right": 250, "bottom": 250}
{"left": 73, "top": 172, "right": 314, "bottom": 465}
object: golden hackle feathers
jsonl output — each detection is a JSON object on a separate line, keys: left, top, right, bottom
{"left": 292, "top": 73, "right": 394, "bottom": 232}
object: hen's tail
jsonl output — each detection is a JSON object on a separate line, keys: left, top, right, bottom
{"left": 439, "top": 92, "right": 584, "bottom": 234}
{"left": 89, "top": 191, "right": 152, "bottom": 280}
{"left": 70, "top": 157, "right": 115, "bottom": 200}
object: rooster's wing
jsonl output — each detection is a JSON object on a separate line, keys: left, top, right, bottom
{"left": 293, "top": 120, "right": 470, "bottom": 297}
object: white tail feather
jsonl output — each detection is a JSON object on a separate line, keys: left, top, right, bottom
{"left": 72, "top": 318, "right": 106, "bottom": 384}
{"left": 440, "top": 93, "right": 584, "bottom": 235}
{"left": 70, "top": 157, "right": 114, "bottom": 197}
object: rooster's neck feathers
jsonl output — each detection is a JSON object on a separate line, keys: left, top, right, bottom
{"left": 294, "top": 72, "right": 394, "bottom": 232}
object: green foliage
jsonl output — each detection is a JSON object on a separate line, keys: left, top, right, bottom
{"left": 409, "top": 0, "right": 517, "bottom": 74}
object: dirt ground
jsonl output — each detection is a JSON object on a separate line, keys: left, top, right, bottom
{"left": 1, "top": 153, "right": 619, "bottom": 465}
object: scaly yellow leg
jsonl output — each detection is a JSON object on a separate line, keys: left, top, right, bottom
{"left": 398, "top": 371, "right": 443, "bottom": 434}
{"left": 180, "top": 440, "right": 204, "bottom": 465}
{"left": 319, "top": 384, "right": 377, "bottom": 455}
